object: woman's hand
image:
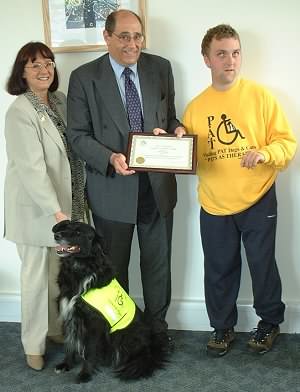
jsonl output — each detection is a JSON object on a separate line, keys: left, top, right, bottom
{"left": 55, "top": 211, "right": 69, "bottom": 223}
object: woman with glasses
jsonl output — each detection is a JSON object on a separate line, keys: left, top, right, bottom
{"left": 4, "top": 42, "right": 85, "bottom": 371}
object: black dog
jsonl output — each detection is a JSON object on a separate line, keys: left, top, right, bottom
{"left": 52, "top": 220, "right": 167, "bottom": 383}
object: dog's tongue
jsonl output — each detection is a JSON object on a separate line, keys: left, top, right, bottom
{"left": 55, "top": 244, "right": 80, "bottom": 254}
{"left": 55, "top": 244, "right": 67, "bottom": 253}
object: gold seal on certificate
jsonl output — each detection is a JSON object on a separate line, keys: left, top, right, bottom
{"left": 127, "top": 132, "right": 197, "bottom": 174}
{"left": 136, "top": 156, "right": 145, "bottom": 164}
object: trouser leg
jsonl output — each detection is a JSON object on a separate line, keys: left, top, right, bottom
{"left": 137, "top": 173, "right": 173, "bottom": 332}
{"left": 200, "top": 208, "right": 242, "bottom": 329}
{"left": 240, "top": 185, "right": 285, "bottom": 325}
{"left": 92, "top": 213, "right": 134, "bottom": 292}
{"left": 137, "top": 208, "right": 173, "bottom": 332}
{"left": 17, "top": 244, "right": 49, "bottom": 355}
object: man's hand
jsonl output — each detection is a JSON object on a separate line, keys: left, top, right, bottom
{"left": 241, "top": 150, "right": 265, "bottom": 169}
{"left": 174, "top": 126, "right": 186, "bottom": 138}
{"left": 110, "top": 153, "right": 135, "bottom": 176}
{"left": 153, "top": 127, "right": 167, "bottom": 135}
{"left": 153, "top": 126, "right": 186, "bottom": 137}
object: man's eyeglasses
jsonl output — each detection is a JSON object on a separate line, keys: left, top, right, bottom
{"left": 111, "top": 32, "right": 144, "bottom": 44}
{"left": 24, "top": 61, "right": 56, "bottom": 72}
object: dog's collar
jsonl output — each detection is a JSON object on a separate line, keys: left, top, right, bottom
{"left": 81, "top": 279, "right": 136, "bottom": 333}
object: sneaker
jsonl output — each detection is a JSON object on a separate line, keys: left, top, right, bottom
{"left": 247, "top": 320, "right": 280, "bottom": 354}
{"left": 206, "top": 328, "right": 235, "bottom": 357}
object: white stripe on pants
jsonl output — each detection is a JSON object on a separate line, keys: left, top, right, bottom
{"left": 16, "top": 245, "right": 61, "bottom": 355}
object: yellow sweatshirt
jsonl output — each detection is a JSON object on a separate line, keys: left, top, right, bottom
{"left": 183, "top": 78, "right": 297, "bottom": 215}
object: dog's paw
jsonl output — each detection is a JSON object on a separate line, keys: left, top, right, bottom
{"left": 76, "top": 371, "right": 92, "bottom": 383}
{"left": 55, "top": 362, "right": 71, "bottom": 373}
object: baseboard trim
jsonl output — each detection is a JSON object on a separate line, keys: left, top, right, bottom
{"left": 1, "top": 294, "right": 299, "bottom": 333}
{"left": 165, "top": 298, "right": 300, "bottom": 333}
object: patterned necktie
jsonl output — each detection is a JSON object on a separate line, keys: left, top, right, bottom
{"left": 123, "top": 67, "right": 143, "bottom": 131}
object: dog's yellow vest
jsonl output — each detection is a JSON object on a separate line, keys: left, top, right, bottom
{"left": 81, "top": 279, "right": 136, "bottom": 333}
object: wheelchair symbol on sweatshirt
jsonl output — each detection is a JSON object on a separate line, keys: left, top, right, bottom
{"left": 217, "top": 114, "right": 245, "bottom": 145}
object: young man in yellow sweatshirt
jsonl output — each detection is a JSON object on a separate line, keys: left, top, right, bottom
{"left": 183, "top": 24, "right": 297, "bottom": 357}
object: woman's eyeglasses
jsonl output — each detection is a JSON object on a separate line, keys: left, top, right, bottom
{"left": 24, "top": 61, "right": 56, "bottom": 72}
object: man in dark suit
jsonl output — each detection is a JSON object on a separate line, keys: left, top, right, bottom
{"left": 67, "top": 9, "right": 185, "bottom": 345}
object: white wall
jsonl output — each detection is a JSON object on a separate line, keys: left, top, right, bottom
{"left": 0, "top": 0, "right": 299, "bottom": 331}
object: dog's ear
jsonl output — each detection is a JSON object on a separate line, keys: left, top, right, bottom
{"left": 52, "top": 219, "right": 71, "bottom": 233}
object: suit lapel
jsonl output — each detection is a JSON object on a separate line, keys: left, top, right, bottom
{"left": 92, "top": 54, "right": 160, "bottom": 134}
{"left": 138, "top": 55, "right": 159, "bottom": 132}
{"left": 93, "top": 56, "right": 129, "bottom": 136}
{"left": 40, "top": 114, "right": 67, "bottom": 156}
{"left": 40, "top": 98, "right": 67, "bottom": 157}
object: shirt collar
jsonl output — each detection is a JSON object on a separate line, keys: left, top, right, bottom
{"left": 109, "top": 55, "right": 138, "bottom": 80}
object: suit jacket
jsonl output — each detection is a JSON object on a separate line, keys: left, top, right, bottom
{"left": 4, "top": 91, "right": 72, "bottom": 246}
{"left": 67, "top": 52, "right": 181, "bottom": 223}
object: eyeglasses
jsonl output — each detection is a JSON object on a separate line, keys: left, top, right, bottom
{"left": 111, "top": 32, "right": 144, "bottom": 44}
{"left": 24, "top": 61, "right": 56, "bottom": 72}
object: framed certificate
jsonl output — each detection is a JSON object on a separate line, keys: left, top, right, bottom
{"left": 127, "top": 132, "right": 197, "bottom": 174}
